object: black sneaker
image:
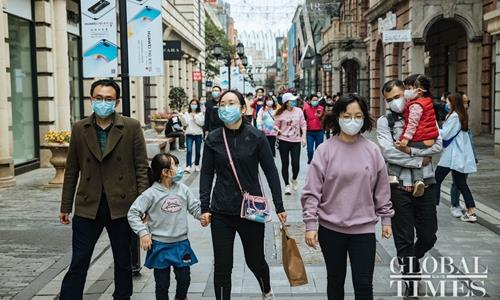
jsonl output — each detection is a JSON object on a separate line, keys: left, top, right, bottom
{"left": 404, "top": 281, "right": 419, "bottom": 299}
{"left": 132, "top": 266, "right": 142, "bottom": 277}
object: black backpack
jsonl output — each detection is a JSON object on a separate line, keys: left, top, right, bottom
{"left": 386, "top": 111, "right": 403, "bottom": 142}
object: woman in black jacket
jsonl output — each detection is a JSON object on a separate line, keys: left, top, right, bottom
{"left": 199, "top": 90, "right": 287, "bottom": 300}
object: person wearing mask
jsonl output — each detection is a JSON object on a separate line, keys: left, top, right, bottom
{"left": 244, "top": 92, "right": 255, "bottom": 123}
{"left": 251, "top": 88, "right": 266, "bottom": 126}
{"left": 449, "top": 93, "right": 478, "bottom": 217}
{"left": 199, "top": 90, "right": 287, "bottom": 300}
{"left": 256, "top": 95, "right": 278, "bottom": 157}
{"left": 274, "top": 92, "right": 307, "bottom": 195}
{"left": 165, "top": 112, "right": 186, "bottom": 151}
{"left": 302, "top": 93, "right": 394, "bottom": 300}
{"left": 435, "top": 92, "right": 477, "bottom": 222}
{"left": 183, "top": 99, "right": 205, "bottom": 173}
{"left": 59, "top": 79, "right": 149, "bottom": 299}
{"left": 204, "top": 86, "right": 224, "bottom": 135}
{"left": 303, "top": 95, "right": 325, "bottom": 164}
{"left": 377, "top": 79, "right": 441, "bottom": 298}
{"left": 389, "top": 74, "right": 439, "bottom": 197}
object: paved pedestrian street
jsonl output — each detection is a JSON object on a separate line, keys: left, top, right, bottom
{"left": 1, "top": 136, "right": 500, "bottom": 300}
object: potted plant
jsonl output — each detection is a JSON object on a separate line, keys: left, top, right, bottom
{"left": 168, "top": 87, "right": 188, "bottom": 112}
{"left": 150, "top": 112, "right": 170, "bottom": 135}
{"left": 42, "top": 130, "right": 71, "bottom": 186}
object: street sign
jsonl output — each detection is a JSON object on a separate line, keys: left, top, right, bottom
{"left": 164, "top": 40, "right": 183, "bottom": 60}
{"left": 206, "top": 80, "right": 213, "bottom": 87}
{"left": 193, "top": 71, "right": 202, "bottom": 81}
{"left": 383, "top": 30, "right": 412, "bottom": 43}
{"left": 323, "top": 63, "right": 332, "bottom": 72}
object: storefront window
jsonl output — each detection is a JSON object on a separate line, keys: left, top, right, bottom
{"left": 68, "top": 34, "right": 82, "bottom": 124}
{"left": 8, "top": 15, "right": 37, "bottom": 165}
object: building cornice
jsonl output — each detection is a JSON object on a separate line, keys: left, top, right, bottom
{"left": 365, "top": 0, "right": 403, "bottom": 23}
{"left": 485, "top": 9, "right": 500, "bottom": 36}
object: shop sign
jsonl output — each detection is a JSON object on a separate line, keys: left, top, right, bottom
{"left": 127, "top": 0, "right": 164, "bottom": 76}
{"left": 383, "top": 30, "right": 412, "bottom": 43}
{"left": 206, "top": 80, "right": 213, "bottom": 87}
{"left": 323, "top": 63, "right": 332, "bottom": 72}
{"left": 164, "top": 40, "right": 183, "bottom": 60}
{"left": 81, "top": 0, "right": 118, "bottom": 78}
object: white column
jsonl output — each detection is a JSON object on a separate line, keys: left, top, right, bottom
{"left": 409, "top": 43, "right": 425, "bottom": 75}
{"left": 187, "top": 59, "right": 194, "bottom": 100}
{"left": 0, "top": 1, "right": 15, "bottom": 187}
{"left": 467, "top": 41, "right": 482, "bottom": 135}
{"left": 495, "top": 40, "right": 500, "bottom": 158}
{"left": 180, "top": 58, "right": 187, "bottom": 91}
{"left": 53, "top": 0, "right": 71, "bottom": 130}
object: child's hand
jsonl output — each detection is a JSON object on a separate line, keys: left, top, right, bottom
{"left": 140, "top": 234, "right": 152, "bottom": 251}
{"left": 200, "top": 213, "right": 212, "bottom": 227}
{"left": 398, "top": 139, "right": 409, "bottom": 147}
{"left": 382, "top": 225, "right": 392, "bottom": 239}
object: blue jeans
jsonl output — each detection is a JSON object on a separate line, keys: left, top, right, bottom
{"left": 306, "top": 130, "right": 324, "bottom": 163}
{"left": 450, "top": 173, "right": 469, "bottom": 207}
{"left": 186, "top": 135, "right": 202, "bottom": 167}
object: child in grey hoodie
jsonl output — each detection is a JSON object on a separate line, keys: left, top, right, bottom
{"left": 128, "top": 153, "right": 207, "bottom": 300}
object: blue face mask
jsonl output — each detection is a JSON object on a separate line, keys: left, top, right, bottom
{"left": 190, "top": 104, "right": 198, "bottom": 111}
{"left": 311, "top": 100, "right": 319, "bottom": 107}
{"left": 289, "top": 100, "right": 297, "bottom": 108}
{"left": 444, "top": 103, "right": 450, "bottom": 113}
{"left": 92, "top": 100, "right": 115, "bottom": 118}
{"left": 218, "top": 105, "right": 241, "bottom": 125}
{"left": 172, "top": 169, "right": 184, "bottom": 182}
{"left": 212, "top": 91, "right": 220, "bottom": 99}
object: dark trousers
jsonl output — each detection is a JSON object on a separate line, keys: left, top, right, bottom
{"left": 306, "top": 130, "right": 324, "bottom": 163}
{"left": 266, "top": 136, "right": 277, "bottom": 157}
{"left": 186, "top": 134, "right": 203, "bottom": 167}
{"left": 450, "top": 173, "right": 469, "bottom": 207}
{"left": 153, "top": 266, "right": 190, "bottom": 300}
{"left": 435, "top": 166, "right": 475, "bottom": 208}
{"left": 130, "top": 231, "right": 140, "bottom": 271}
{"left": 278, "top": 140, "right": 301, "bottom": 185}
{"left": 318, "top": 225, "right": 375, "bottom": 300}
{"left": 211, "top": 213, "right": 271, "bottom": 300}
{"left": 391, "top": 186, "right": 437, "bottom": 275}
{"left": 60, "top": 198, "right": 132, "bottom": 300}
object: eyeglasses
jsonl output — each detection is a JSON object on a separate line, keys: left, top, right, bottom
{"left": 341, "top": 116, "right": 364, "bottom": 122}
{"left": 92, "top": 97, "right": 116, "bottom": 103}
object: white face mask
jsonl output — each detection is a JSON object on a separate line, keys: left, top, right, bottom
{"left": 266, "top": 100, "right": 274, "bottom": 107}
{"left": 339, "top": 118, "right": 364, "bottom": 136}
{"left": 404, "top": 89, "right": 417, "bottom": 100}
{"left": 387, "top": 97, "right": 406, "bottom": 113}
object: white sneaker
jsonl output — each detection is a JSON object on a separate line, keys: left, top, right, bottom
{"left": 262, "top": 290, "right": 275, "bottom": 300}
{"left": 460, "top": 212, "right": 477, "bottom": 223}
{"left": 450, "top": 206, "right": 463, "bottom": 218}
{"left": 284, "top": 185, "right": 292, "bottom": 195}
{"left": 291, "top": 179, "right": 298, "bottom": 191}
{"left": 184, "top": 166, "right": 192, "bottom": 173}
{"left": 194, "top": 165, "right": 201, "bottom": 172}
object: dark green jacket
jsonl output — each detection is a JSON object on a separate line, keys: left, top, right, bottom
{"left": 61, "top": 113, "right": 149, "bottom": 220}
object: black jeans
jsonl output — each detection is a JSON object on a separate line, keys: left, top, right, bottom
{"left": 391, "top": 186, "right": 438, "bottom": 275}
{"left": 435, "top": 166, "right": 476, "bottom": 208}
{"left": 211, "top": 213, "right": 271, "bottom": 300}
{"left": 318, "top": 225, "right": 375, "bottom": 300}
{"left": 278, "top": 140, "right": 301, "bottom": 185}
{"left": 60, "top": 197, "right": 132, "bottom": 300}
{"left": 153, "top": 266, "right": 190, "bottom": 300}
{"left": 266, "top": 136, "right": 277, "bottom": 157}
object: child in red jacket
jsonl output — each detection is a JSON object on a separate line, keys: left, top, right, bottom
{"left": 390, "top": 74, "right": 439, "bottom": 197}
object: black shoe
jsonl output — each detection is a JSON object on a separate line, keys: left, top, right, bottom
{"left": 404, "top": 281, "right": 419, "bottom": 299}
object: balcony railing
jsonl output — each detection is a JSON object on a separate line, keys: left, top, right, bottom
{"left": 322, "top": 20, "right": 366, "bottom": 45}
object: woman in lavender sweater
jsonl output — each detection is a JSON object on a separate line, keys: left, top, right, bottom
{"left": 301, "top": 94, "right": 394, "bottom": 300}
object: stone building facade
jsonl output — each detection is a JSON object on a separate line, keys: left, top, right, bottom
{"left": 0, "top": 0, "right": 207, "bottom": 187}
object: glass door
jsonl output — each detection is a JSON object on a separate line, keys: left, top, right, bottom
{"left": 8, "top": 15, "right": 37, "bottom": 165}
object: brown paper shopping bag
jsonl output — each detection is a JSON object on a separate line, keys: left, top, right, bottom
{"left": 281, "top": 224, "right": 308, "bottom": 286}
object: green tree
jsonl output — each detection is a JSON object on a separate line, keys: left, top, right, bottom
{"left": 205, "top": 18, "right": 235, "bottom": 75}
{"left": 168, "top": 87, "right": 188, "bottom": 112}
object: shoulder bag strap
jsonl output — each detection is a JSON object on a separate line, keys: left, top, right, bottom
{"left": 222, "top": 128, "right": 244, "bottom": 194}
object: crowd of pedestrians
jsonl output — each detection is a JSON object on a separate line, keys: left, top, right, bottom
{"left": 58, "top": 75, "right": 479, "bottom": 300}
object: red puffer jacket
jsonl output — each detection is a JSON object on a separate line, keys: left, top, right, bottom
{"left": 402, "top": 97, "right": 439, "bottom": 142}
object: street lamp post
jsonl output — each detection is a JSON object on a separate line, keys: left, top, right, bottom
{"left": 213, "top": 42, "right": 245, "bottom": 90}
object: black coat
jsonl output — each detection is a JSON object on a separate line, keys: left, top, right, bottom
{"left": 203, "top": 99, "right": 224, "bottom": 132}
{"left": 200, "top": 122, "right": 284, "bottom": 215}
